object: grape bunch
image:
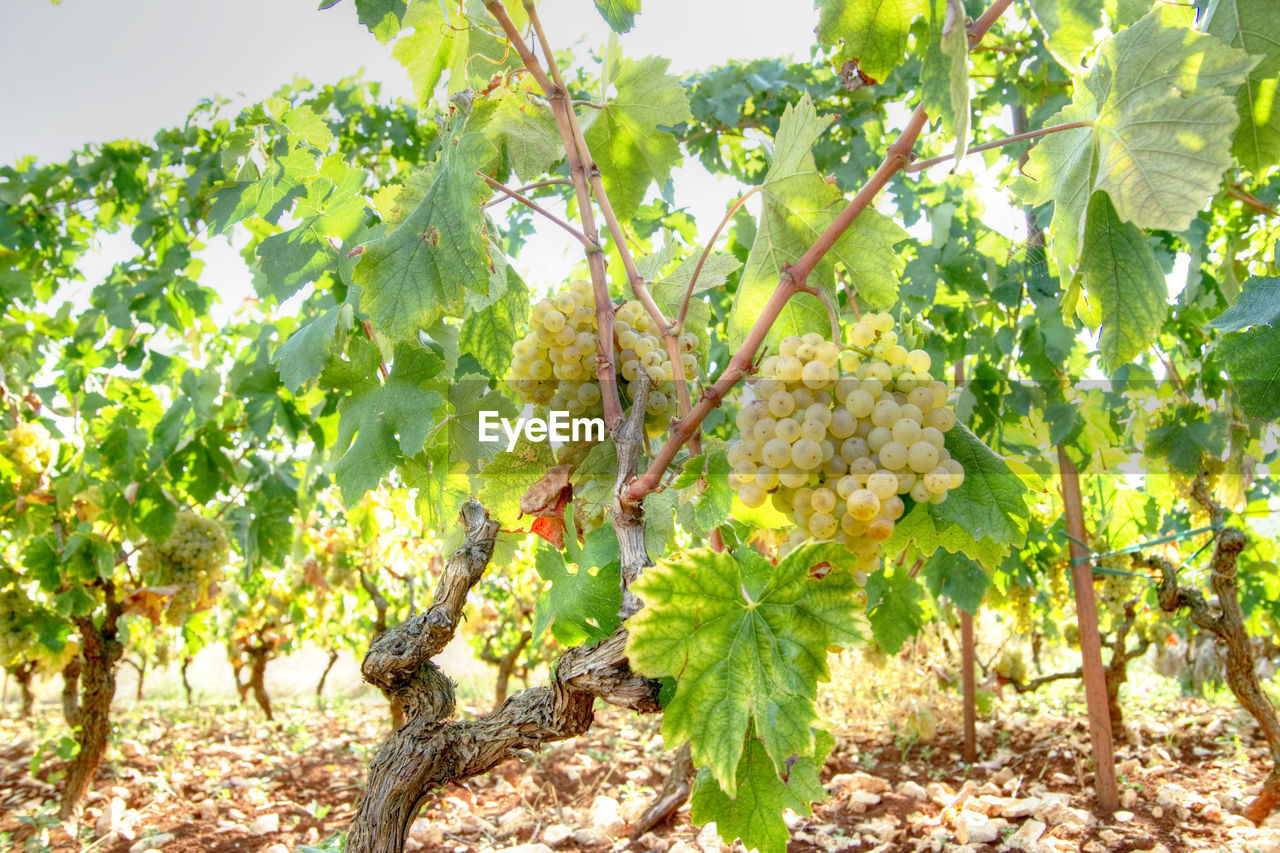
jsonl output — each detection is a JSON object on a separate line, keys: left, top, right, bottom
{"left": 508, "top": 280, "right": 701, "bottom": 437}
{"left": 137, "top": 511, "right": 231, "bottom": 624}
{"left": 2, "top": 421, "right": 55, "bottom": 483}
{"left": 727, "top": 314, "right": 963, "bottom": 570}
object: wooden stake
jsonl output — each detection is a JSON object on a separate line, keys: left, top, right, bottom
{"left": 961, "top": 608, "right": 977, "bottom": 763}
{"left": 1056, "top": 444, "right": 1119, "bottom": 812}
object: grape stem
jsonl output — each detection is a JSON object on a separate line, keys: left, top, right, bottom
{"left": 479, "top": 174, "right": 594, "bottom": 250}
{"left": 484, "top": 0, "right": 623, "bottom": 426}
{"left": 624, "top": 0, "right": 1018, "bottom": 503}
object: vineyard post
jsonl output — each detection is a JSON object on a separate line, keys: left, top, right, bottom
{"left": 961, "top": 609, "right": 977, "bottom": 763}
{"left": 1057, "top": 444, "right": 1119, "bottom": 812}
{"left": 956, "top": 360, "right": 977, "bottom": 763}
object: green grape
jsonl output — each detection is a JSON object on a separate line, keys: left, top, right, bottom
{"left": 728, "top": 320, "right": 960, "bottom": 562}
{"left": 907, "top": 441, "right": 940, "bottom": 473}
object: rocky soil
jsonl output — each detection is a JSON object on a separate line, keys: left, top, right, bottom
{"left": 2, "top": 694, "right": 1279, "bottom": 853}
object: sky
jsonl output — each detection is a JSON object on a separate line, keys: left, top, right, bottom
{"left": 0, "top": 0, "right": 819, "bottom": 164}
{"left": 0, "top": 0, "right": 836, "bottom": 297}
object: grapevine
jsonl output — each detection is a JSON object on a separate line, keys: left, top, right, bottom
{"left": 727, "top": 314, "right": 962, "bottom": 570}
{"left": 508, "top": 280, "right": 701, "bottom": 437}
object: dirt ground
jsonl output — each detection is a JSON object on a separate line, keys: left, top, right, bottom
{"left": 3, "top": 681, "right": 1280, "bottom": 853}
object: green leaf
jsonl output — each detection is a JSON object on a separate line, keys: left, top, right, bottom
{"left": 693, "top": 449, "right": 733, "bottom": 533}
{"left": 459, "top": 278, "right": 529, "bottom": 379}
{"left": 332, "top": 344, "right": 447, "bottom": 503}
{"left": 477, "top": 438, "right": 556, "bottom": 529}
{"left": 864, "top": 565, "right": 927, "bottom": 653}
{"left": 581, "top": 55, "right": 692, "bottom": 221}
{"left": 273, "top": 304, "right": 342, "bottom": 391}
{"left": 447, "top": 375, "right": 518, "bottom": 475}
{"left": 690, "top": 729, "right": 834, "bottom": 853}
{"left": 1210, "top": 275, "right": 1280, "bottom": 331}
{"left": 1011, "top": 100, "right": 1097, "bottom": 280}
{"left": 353, "top": 133, "right": 493, "bottom": 340}
{"left": 593, "top": 0, "right": 641, "bottom": 34}
{"left": 1217, "top": 324, "right": 1280, "bottom": 420}
{"left": 922, "top": 552, "right": 989, "bottom": 614}
{"left": 354, "top": 0, "right": 407, "bottom": 43}
{"left": 815, "top": 0, "right": 925, "bottom": 83}
{"left": 931, "top": 425, "right": 1030, "bottom": 552}
{"left": 1145, "top": 408, "right": 1229, "bottom": 475}
{"left": 531, "top": 541, "right": 622, "bottom": 646}
{"left": 727, "top": 94, "right": 907, "bottom": 349}
{"left": 483, "top": 88, "right": 564, "bottom": 181}
{"left": 1079, "top": 192, "right": 1167, "bottom": 369}
{"left": 1016, "top": 8, "right": 1254, "bottom": 273}
{"left": 1029, "top": 0, "right": 1107, "bottom": 73}
{"left": 627, "top": 547, "right": 858, "bottom": 795}
{"left": 921, "top": 0, "right": 971, "bottom": 160}
{"left": 1204, "top": 0, "right": 1280, "bottom": 173}
{"left": 643, "top": 488, "right": 678, "bottom": 557}
{"left": 1086, "top": 10, "right": 1253, "bottom": 231}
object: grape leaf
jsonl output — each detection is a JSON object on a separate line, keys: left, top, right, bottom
{"left": 1210, "top": 275, "right": 1280, "bottom": 331}
{"left": 922, "top": 551, "right": 989, "bottom": 615}
{"left": 694, "top": 448, "right": 732, "bottom": 533}
{"left": 864, "top": 565, "right": 927, "bottom": 653}
{"left": 1217, "top": 324, "right": 1280, "bottom": 420}
{"left": 1016, "top": 8, "right": 1254, "bottom": 271}
{"left": 1204, "top": 0, "right": 1280, "bottom": 173}
{"left": 580, "top": 55, "right": 692, "bottom": 221}
{"left": 931, "top": 425, "right": 1030, "bottom": 552}
{"left": 1145, "top": 408, "right": 1229, "bottom": 475}
{"left": 257, "top": 159, "right": 367, "bottom": 302}
{"left": 483, "top": 86, "right": 563, "bottom": 181}
{"left": 627, "top": 546, "right": 858, "bottom": 795}
{"left": 476, "top": 438, "right": 555, "bottom": 529}
{"left": 331, "top": 344, "right": 448, "bottom": 503}
{"left": 459, "top": 278, "right": 529, "bottom": 380}
{"left": 593, "top": 0, "right": 641, "bottom": 34}
{"left": 392, "top": 1, "right": 525, "bottom": 104}
{"left": 446, "top": 375, "right": 518, "bottom": 476}
{"left": 273, "top": 303, "right": 343, "bottom": 391}
{"left": 727, "top": 94, "right": 907, "bottom": 350}
{"left": 1029, "top": 0, "right": 1107, "bottom": 73}
{"left": 1011, "top": 100, "right": 1097, "bottom": 280}
{"left": 921, "top": 0, "right": 971, "bottom": 161}
{"left": 1078, "top": 192, "right": 1167, "bottom": 369}
{"left": 815, "top": 0, "right": 925, "bottom": 83}
{"left": 353, "top": 0, "right": 406, "bottom": 43}
{"left": 531, "top": 541, "right": 622, "bottom": 647}
{"left": 572, "top": 441, "right": 617, "bottom": 524}
{"left": 643, "top": 488, "right": 678, "bottom": 558}
{"left": 353, "top": 131, "right": 493, "bottom": 340}
{"left": 690, "top": 729, "right": 834, "bottom": 853}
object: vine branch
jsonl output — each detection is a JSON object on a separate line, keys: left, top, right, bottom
{"left": 479, "top": 173, "right": 593, "bottom": 249}
{"left": 484, "top": 0, "right": 623, "bottom": 426}
{"left": 904, "top": 120, "right": 1095, "bottom": 173}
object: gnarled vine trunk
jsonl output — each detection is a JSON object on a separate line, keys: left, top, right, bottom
{"left": 316, "top": 648, "right": 341, "bottom": 704}
{"left": 60, "top": 589, "right": 125, "bottom": 819}
{"left": 247, "top": 646, "right": 273, "bottom": 721}
{"left": 348, "top": 387, "right": 660, "bottom": 853}
{"left": 1151, "top": 480, "right": 1280, "bottom": 825}
{"left": 180, "top": 655, "right": 194, "bottom": 705}
{"left": 12, "top": 661, "right": 36, "bottom": 719}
